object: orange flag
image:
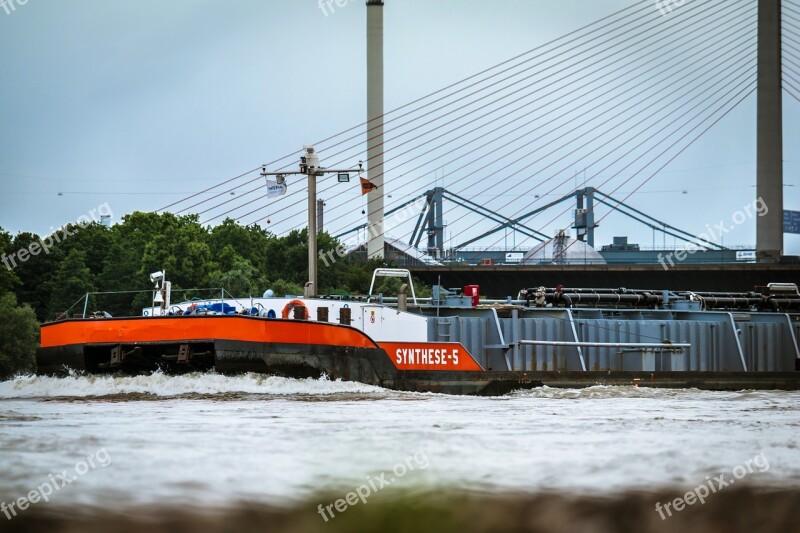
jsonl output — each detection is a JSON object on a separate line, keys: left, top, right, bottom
{"left": 360, "top": 177, "right": 378, "bottom": 195}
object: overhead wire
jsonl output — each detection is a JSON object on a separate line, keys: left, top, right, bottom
{"left": 161, "top": 0, "right": 765, "bottom": 270}
{"left": 783, "top": 33, "right": 800, "bottom": 99}
{"left": 242, "top": 0, "right": 737, "bottom": 229}
{"left": 208, "top": 1, "right": 678, "bottom": 225}
{"left": 552, "top": 83, "right": 757, "bottom": 263}
{"left": 454, "top": 56, "right": 758, "bottom": 262}
{"left": 443, "top": 26, "right": 758, "bottom": 257}
{"left": 161, "top": 0, "right": 652, "bottom": 219}
{"left": 250, "top": 0, "right": 752, "bottom": 235}
{"left": 346, "top": 7, "right": 756, "bottom": 255}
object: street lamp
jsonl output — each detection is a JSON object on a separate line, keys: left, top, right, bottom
{"left": 262, "top": 147, "right": 364, "bottom": 298}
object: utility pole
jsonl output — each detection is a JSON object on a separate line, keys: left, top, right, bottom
{"left": 317, "top": 199, "right": 325, "bottom": 234}
{"left": 262, "top": 146, "right": 360, "bottom": 298}
{"left": 307, "top": 153, "right": 318, "bottom": 297}
{"left": 756, "top": 0, "right": 783, "bottom": 262}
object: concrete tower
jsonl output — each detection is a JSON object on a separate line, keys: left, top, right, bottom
{"left": 366, "top": 0, "right": 385, "bottom": 259}
{"left": 756, "top": 0, "right": 783, "bottom": 262}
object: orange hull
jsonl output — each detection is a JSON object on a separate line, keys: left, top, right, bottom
{"left": 37, "top": 316, "right": 507, "bottom": 395}
{"left": 40, "top": 316, "right": 378, "bottom": 350}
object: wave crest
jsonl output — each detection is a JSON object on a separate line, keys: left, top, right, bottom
{"left": 0, "top": 371, "right": 386, "bottom": 399}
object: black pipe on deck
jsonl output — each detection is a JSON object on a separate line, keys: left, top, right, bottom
{"left": 409, "top": 264, "right": 800, "bottom": 297}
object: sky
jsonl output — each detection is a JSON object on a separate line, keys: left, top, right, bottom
{"left": 0, "top": 0, "right": 798, "bottom": 255}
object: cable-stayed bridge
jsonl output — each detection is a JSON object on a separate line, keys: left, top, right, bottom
{"left": 157, "top": 0, "right": 799, "bottom": 292}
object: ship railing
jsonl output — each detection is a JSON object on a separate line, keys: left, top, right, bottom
{"left": 52, "top": 287, "right": 247, "bottom": 321}
{"left": 367, "top": 268, "right": 418, "bottom": 305}
{"left": 519, "top": 340, "right": 690, "bottom": 351}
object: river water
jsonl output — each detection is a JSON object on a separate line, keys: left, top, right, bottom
{"left": 0, "top": 372, "right": 798, "bottom": 514}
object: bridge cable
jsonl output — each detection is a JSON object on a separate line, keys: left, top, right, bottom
{"left": 241, "top": 0, "right": 740, "bottom": 227}
{"left": 239, "top": 2, "right": 752, "bottom": 232}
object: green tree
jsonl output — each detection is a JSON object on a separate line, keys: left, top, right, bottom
{"left": 10, "top": 231, "right": 63, "bottom": 320}
{"left": 267, "top": 279, "right": 304, "bottom": 297}
{"left": 208, "top": 218, "right": 271, "bottom": 273}
{"left": 138, "top": 213, "right": 212, "bottom": 290}
{"left": 0, "top": 227, "right": 21, "bottom": 295}
{"left": 3, "top": 211, "right": 424, "bottom": 319}
{"left": 0, "top": 292, "right": 40, "bottom": 379}
{"left": 44, "top": 249, "right": 96, "bottom": 319}
{"left": 96, "top": 213, "right": 167, "bottom": 316}
{"left": 61, "top": 222, "right": 113, "bottom": 278}
{"left": 208, "top": 256, "right": 264, "bottom": 297}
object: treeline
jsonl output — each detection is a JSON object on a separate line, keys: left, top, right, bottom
{"left": 0, "top": 212, "right": 401, "bottom": 377}
{"left": 0, "top": 211, "right": 398, "bottom": 321}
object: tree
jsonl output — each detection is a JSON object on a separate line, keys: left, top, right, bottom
{"left": 138, "top": 213, "right": 212, "bottom": 290}
{"left": 0, "top": 227, "right": 20, "bottom": 295}
{"left": 208, "top": 256, "right": 264, "bottom": 297}
{"left": 44, "top": 249, "right": 96, "bottom": 319}
{"left": 268, "top": 279, "right": 304, "bottom": 298}
{"left": 96, "top": 212, "right": 167, "bottom": 316}
{"left": 0, "top": 292, "right": 39, "bottom": 378}
{"left": 4, "top": 211, "right": 422, "bottom": 318}
{"left": 10, "top": 231, "right": 63, "bottom": 320}
{"left": 264, "top": 228, "right": 309, "bottom": 286}
{"left": 208, "top": 218, "right": 271, "bottom": 273}
{"left": 61, "top": 223, "right": 113, "bottom": 278}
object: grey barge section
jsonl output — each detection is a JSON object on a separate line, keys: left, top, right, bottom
{"left": 416, "top": 306, "right": 799, "bottom": 374}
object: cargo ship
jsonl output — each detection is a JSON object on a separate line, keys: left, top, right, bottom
{"left": 36, "top": 269, "right": 800, "bottom": 394}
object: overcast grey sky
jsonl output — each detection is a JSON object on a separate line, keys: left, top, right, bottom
{"left": 0, "top": 0, "right": 797, "bottom": 254}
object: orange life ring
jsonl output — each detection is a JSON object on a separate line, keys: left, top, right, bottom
{"left": 281, "top": 299, "right": 307, "bottom": 319}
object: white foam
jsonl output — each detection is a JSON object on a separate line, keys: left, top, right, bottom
{"left": 508, "top": 384, "right": 701, "bottom": 399}
{"left": 0, "top": 371, "right": 386, "bottom": 399}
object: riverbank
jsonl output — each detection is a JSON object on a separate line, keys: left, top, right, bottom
{"left": 4, "top": 487, "right": 799, "bottom": 532}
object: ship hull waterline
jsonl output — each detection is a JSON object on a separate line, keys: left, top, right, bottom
{"left": 36, "top": 316, "right": 800, "bottom": 394}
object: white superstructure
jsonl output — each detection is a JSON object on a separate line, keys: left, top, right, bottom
{"left": 142, "top": 296, "right": 427, "bottom": 343}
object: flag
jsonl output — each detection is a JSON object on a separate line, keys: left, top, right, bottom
{"left": 360, "top": 177, "right": 378, "bottom": 195}
{"left": 266, "top": 180, "right": 287, "bottom": 198}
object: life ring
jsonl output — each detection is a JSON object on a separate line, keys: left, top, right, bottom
{"left": 281, "top": 299, "right": 307, "bottom": 319}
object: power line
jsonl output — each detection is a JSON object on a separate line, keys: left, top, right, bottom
{"left": 520, "top": 76, "right": 749, "bottom": 254}
{"left": 202, "top": 0, "right": 681, "bottom": 225}
{"left": 245, "top": 0, "right": 752, "bottom": 231}
{"left": 157, "top": 165, "right": 264, "bottom": 213}
{"left": 290, "top": 3, "right": 736, "bottom": 228}
{"left": 379, "top": 49, "right": 756, "bottom": 261}
{"left": 556, "top": 84, "right": 757, "bottom": 262}
{"left": 438, "top": 47, "right": 758, "bottom": 258}
{"left": 342, "top": 22, "right": 756, "bottom": 252}
{"left": 161, "top": 0, "right": 651, "bottom": 218}
{"left": 454, "top": 62, "right": 758, "bottom": 260}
